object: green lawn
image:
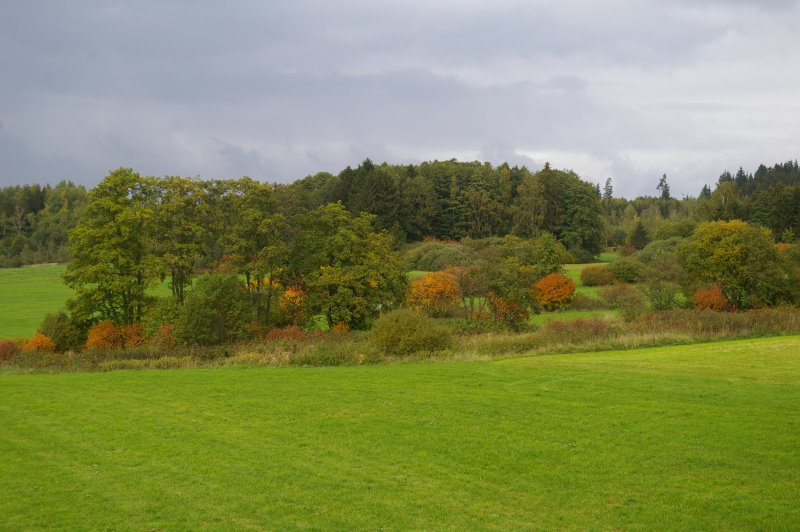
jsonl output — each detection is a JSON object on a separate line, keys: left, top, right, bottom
{"left": 2, "top": 336, "right": 798, "bottom": 530}
{"left": 0, "top": 265, "right": 73, "bottom": 339}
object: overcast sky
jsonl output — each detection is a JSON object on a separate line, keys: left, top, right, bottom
{"left": 1, "top": 0, "right": 798, "bottom": 197}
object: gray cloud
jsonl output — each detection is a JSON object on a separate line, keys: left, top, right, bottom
{"left": 1, "top": 0, "right": 798, "bottom": 198}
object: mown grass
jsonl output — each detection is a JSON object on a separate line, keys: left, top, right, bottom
{"left": 1, "top": 335, "right": 797, "bottom": 530}
{"left": 0, "top": 265, "right": 73, "bottom": 339}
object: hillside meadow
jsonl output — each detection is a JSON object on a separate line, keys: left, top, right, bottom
{"left": 1, "top": 336, "right": 798, "bottom": 530}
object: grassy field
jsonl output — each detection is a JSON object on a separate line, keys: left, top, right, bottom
{"left": 0, "top": 265, "right": 73, "bottom": 339}
{"left": 0, "top": 265, "right": 174, "bottom": 340}
{"left": 2, "top": 336, "right": 798, "bottom": 530}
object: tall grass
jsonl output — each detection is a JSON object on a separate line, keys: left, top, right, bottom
{"left": 5, "top": 308, "right": 800, "bottom": 373}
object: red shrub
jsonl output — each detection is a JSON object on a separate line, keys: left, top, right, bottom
{"left": 693, "top": 284, "right": 729, "bottom": 312}
{"left": 85, "top": 321, "right": 124, "bottom": 350}
{"left": 0, "top": 339, "right": 21, "bottom": 361}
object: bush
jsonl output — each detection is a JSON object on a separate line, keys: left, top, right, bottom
{"left": 370, "top": 309, "right": 453, "bottom": 356}
{"left": 533, "top": 273, "right": 575, "bottom": 310}
{"left": 542, "top": 317, "right": 616, "bottom": 345}
{"left": 85, "top": 321, "right": 123, "bottom": 350}
{"left": 408, "top": 270, "right": 461, "bottom": 317}
{"left": 580, "top": 264, "right": 613, "bottom": 286}
{"left": 0, "top": 339, "right": 21, "bottom": 361}
{"left": 22, "top": 332, "right": 56, "bottom": 353}
{"left": 569, "top": 293, "right": 606, "bottom": 311}
{"left": 600, "top": 283, "right": 647, "bottom": 321}
{"left": 264, "top": 326, "right": 308, "bottom": 343}
{"left": 38, "top": 312, "right": 85, "bottom": 352}
{"left": 608, "top": 257, "right": 644, "bottom": 283}
{"left": 693, "top": 284, "right": 729, "bottom": 311}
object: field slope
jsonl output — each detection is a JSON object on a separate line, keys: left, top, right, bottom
{"left": 2, "top": 336, "right": 799, "bottom": 530}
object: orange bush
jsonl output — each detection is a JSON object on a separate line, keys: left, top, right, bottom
{"left": 331, "top": 321, "right": 350, "bottom": 334}
{"left": 85, "top": 321, "right": 125, "bottom": 350}
{"left": 22, "top": 332, "right": 56, "bottom": 353}
{"left": 693, "top": 283, "right": 729, "bottom": 312}
{"left": 408, "top": 271, "right": 461, "bottom": 317}
{"left": 533, "top": 273, "right": 576, "bottom": 310}
{"left": 280, "top": 285, "right": 305, "bottom": 325}
{"left": 0, "top": 339, "right": 22, "bottom": 360}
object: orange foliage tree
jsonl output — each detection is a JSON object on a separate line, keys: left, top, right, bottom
{"left": 693, "top": 283, "right": 730, "bottom": 311}
{"left": 22, "top": 333, "right": 56, "bottom": 353}
{"left": 533, "top": 273, "right": 576, "bottom": 311}
{"left": 85, "top": 321, "right": 144, "bottom": 350}
{"left": 407, "top": 270, "right": 461, "bottom": 317}
{"left": 279, "top": 285, "right": 305, "bottom": 325}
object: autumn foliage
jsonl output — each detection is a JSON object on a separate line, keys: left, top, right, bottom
{"left": 85, "top": 321, "right": 144, "bottom": 350}
{"left": 0, "top": 339, "right": 22, "bottom": 360}
{"left": 22, "top": 332, "right": 56, "bottom": 353}
{"left": 488, "top": 294, "right": 530, "bottom": 329}
{"left": 408, "top": 271, "right": 461, "bottom": 316}
{"left": 693, "top": 283, "right": 730, "bottom": 311}
{"left": 279, "top": 285, "right": 305, "bottom": 325}
{"left": 533, "top": 273, "right": 576, "bottom": 310}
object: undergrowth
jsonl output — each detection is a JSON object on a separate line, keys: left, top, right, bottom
{"left": 3, "top": 308, "right": 800, "bottom": 373}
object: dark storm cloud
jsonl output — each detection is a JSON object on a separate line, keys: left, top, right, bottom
{"left": 1, "top": 0, "right": 798, "bottom": 197}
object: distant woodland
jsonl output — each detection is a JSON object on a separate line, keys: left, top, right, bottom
{"left": 2, "top": 158, "right": 799, "bottom": 268}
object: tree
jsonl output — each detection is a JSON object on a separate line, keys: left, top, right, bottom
{"left": 176, "top": 273, "right": 252, "bottom": 345}
{"left": 64, "top": 168, "right": 158, "bottom": 325}
{"left": 151, "top": 176, "right": 207, "bottom": 304}
{"left": 628, "top": 220, "right": 649, "bottom": 250}
{"left": 678, "top": 220, "right": 787, "bottom": 308}
{"left": 293, "top": 203, "right": 407, "bottom": 329}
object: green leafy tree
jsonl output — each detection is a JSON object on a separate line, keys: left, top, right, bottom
{"left": 176, "top": 273, "right": 253, "bottom": 345}
{"left": 678, "top": 220, "right": 787, "bottom": 308}
{"left": 151, "top": 176, "right": 207, "bottom": 304}
{"left": 293, "top": 203, "right": 407, "bottom": 329}
{"left": 64, "top": 168, "right": 158, "bottom": 325}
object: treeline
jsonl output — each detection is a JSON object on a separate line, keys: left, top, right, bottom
{"left": 0, "top": 182, "right": 87, "bottom": 267}
{"left": 601, "top": 160, "right": 800, "bottom": 250}
{"left": 2, "top": 158, "right": 799, "bottom": 269}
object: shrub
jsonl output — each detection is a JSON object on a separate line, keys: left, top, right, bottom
{"left": 85, "top": 321, "right": 124, "bottom": 351}
{"left": 408, "top": 270, "right": 461, "bottom": 317}
{"left": 488, "top": 294, "right": 530, "bottom": 331}
{"left": 22, "top": 332, "right": 56, "bottom": 353}
{"left": 370, "top": 309, "right": 453, "bottom": 356}
{"left": 580, "top": 264, "right": 613, "bottom": 286}
{"left": 600, "top": 283, "right": 647, "bottom": 321}
{"left": 608, "top": 257, "right": 644, "bottom": 283}
{"left": 569, "top": 293, "right": 606, "bottom": 311}
{"left": 693, "top": 284, "right": 729, "bottom": 311}
{"left": 533, "top": 273, "right": 575, "bottom": 310}
{"left": 149, "top": 323, "right": 176, "bottom": 349}
{"left": 38, "top": 312, "right": 85, "bottom": 352}
{"left": 0, "top": 339, "right": 21, "bottom": 361}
